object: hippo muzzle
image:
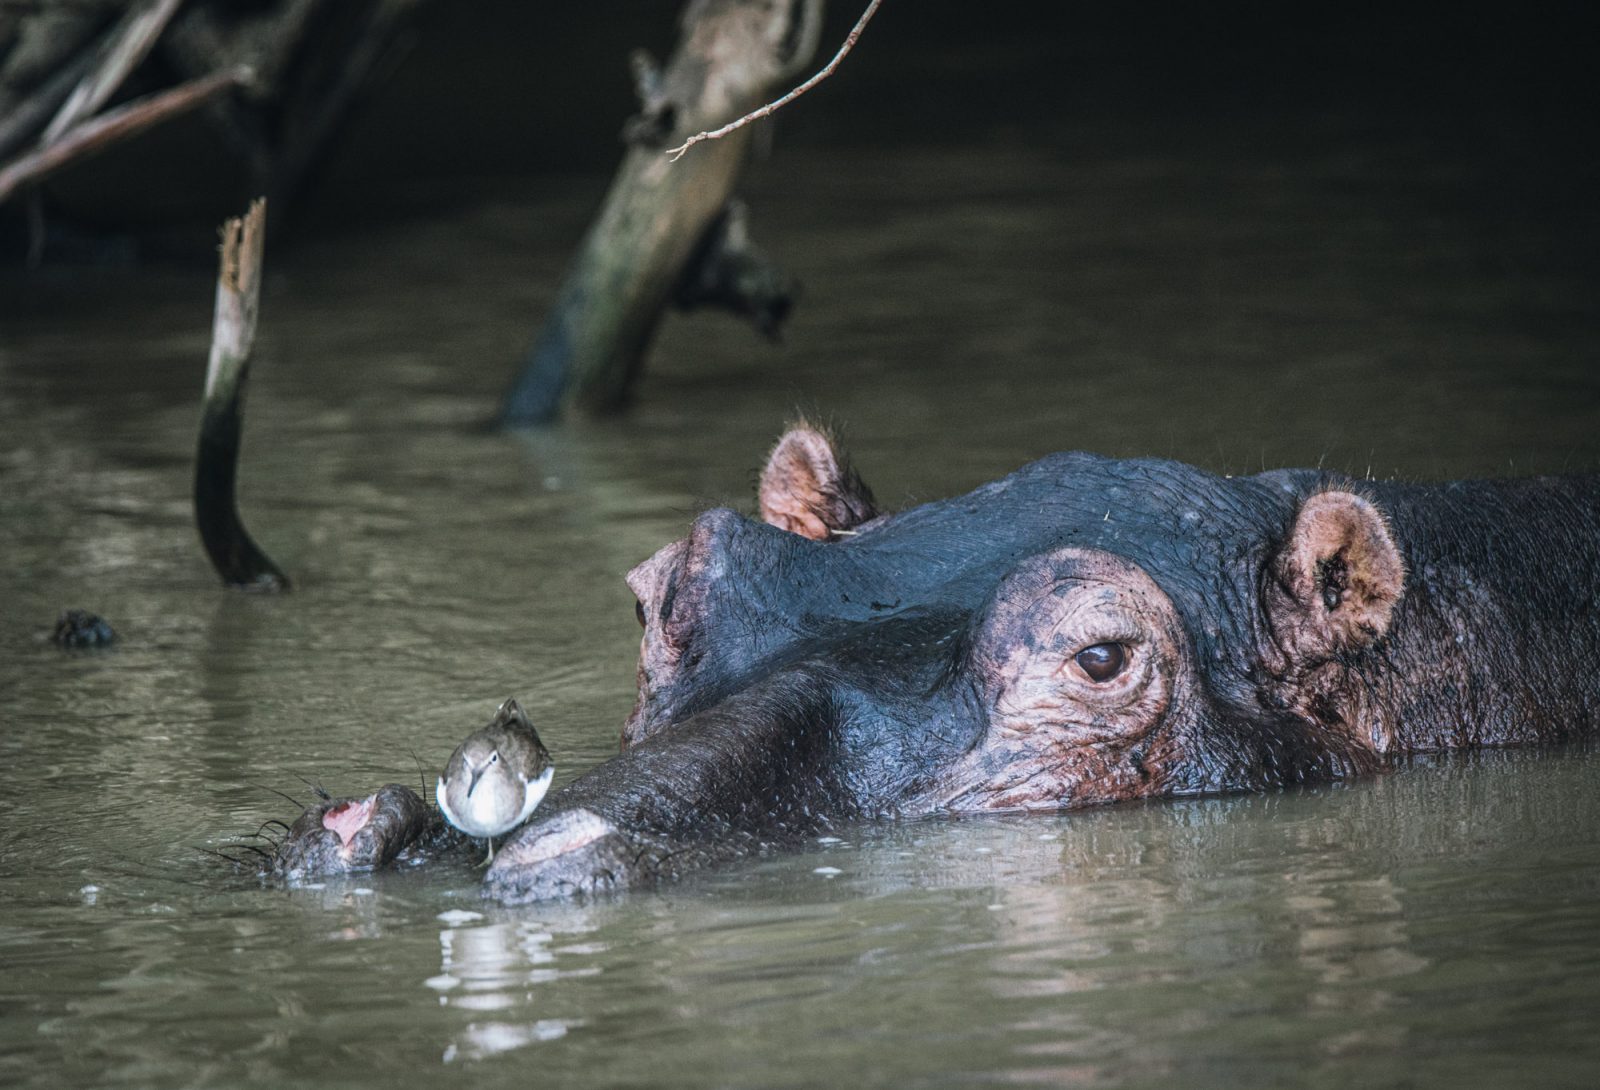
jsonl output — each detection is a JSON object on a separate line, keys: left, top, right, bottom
{"left": 484, "top": 671, "right": 859, "bottom": 902}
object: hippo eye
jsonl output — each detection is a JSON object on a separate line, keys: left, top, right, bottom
{"left": 635, "top": 600, "right": 647, "bottom": 628}
{"left": 1074, "top": 642, "right": 1126, "bottom": 683}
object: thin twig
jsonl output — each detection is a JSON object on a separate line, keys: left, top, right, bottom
{"left": 43, "top": 0, "right": 187, "bottom": 146}
{"left": 666, "top": 0, "right": 881, "bottom": 162}
{"left": 0, "top": 66, "right": 252, "bottom": 205}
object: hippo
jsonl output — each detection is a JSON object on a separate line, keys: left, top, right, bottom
{"left": 472, "top": 424, "right": 1599, "bottom": 902}
{"left": 267, "top": 424, "right": 1599, "bottom": 898}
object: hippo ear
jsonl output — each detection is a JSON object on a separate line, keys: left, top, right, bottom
{"left": 1269, "top": 490, "right": 1406, "bottom": 659}
{"left": 758, "top": 424, "right": 880, "bottom": 541}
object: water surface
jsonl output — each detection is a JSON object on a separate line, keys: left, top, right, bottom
{"left": 3, "top": 128, "right": 1599, "bottom": 1087}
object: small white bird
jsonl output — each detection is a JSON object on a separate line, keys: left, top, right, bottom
{"left": 437, "top": 698, "right": 554, "bottom": 866}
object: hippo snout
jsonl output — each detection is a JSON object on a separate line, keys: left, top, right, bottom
{"left": 276, "top": 783, "right": 431, "bottom": 879}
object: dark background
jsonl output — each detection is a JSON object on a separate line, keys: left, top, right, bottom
{"left": 15, "top": 0, "right": 1599, "bottom": 252}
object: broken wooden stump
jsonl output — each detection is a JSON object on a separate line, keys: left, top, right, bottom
{"left": 500, "top": 0, "right": 822, "bottom": 426}
{"left": 194, "top": 198, "right": 289, "bottom": 592}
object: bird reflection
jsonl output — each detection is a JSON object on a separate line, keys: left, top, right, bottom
{"left": 430, "top": 916, "right": 601, "bottom": 1060}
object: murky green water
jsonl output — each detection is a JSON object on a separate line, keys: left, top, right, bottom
{"left": 3, "top": 128, "right": 1599, "bottom": 1087}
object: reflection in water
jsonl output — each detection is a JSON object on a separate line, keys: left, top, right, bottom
{"left": 1290, "top": 874, "right": 1428, "bottom": 992}
{"left": 429, "top": 915, "right": 600, "bottom": 1061}
{"left": 280, "top": 880, "right": 389, "bottom": 941}
{"left": 442, "top": 1019, "right": 572, "bottom": 1063}
{"left": 762, "top": 789, "right": 1460, "bottom": 1086}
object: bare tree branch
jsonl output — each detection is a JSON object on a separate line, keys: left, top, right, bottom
{"left": 665, "top": 0, "right": 882, "bottom": 162}
{"left": 0, "top": 65, "right": 251, "bottom": 204}
{"left": 42, "top": 0, "right": 186, "bottom": 145}
{"left": 503, "top": 0, "right": 822, "bottom": 424}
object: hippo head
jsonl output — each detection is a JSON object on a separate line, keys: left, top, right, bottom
{"left": 486, "top": 425, "right": 1405, "bottom": 902}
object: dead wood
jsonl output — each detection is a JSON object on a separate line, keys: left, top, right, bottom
{"left": 0, "top": 64, "right": 250, "bottom": 204}
{"left": 667, "top": 0, "right": 879, "bottom": 160}
{"left": 41, "top": 0, "right": 184, "bottom": 145}
{"left": 193, "top": 198, "right": 290, "bottom": 592}
{"left": 500, "top": 0, "right": 824, "bottom": 426}
{"left": 0, "top": 0, "right": 419, "bottom": 229}
{"left": 674, "top": 198, "right": 795, "bottom": 338}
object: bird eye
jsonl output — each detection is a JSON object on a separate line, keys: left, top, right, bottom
{"left": 1074, "top": 642, "right": 1126, "bottom": 683}
{"left": 489, "top": 752, "right": 499, "bottom": 764}
{"left": 635, "top": 600, "right": 647, "bottom": 628}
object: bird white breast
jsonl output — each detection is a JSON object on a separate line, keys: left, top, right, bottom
{"left": 515, "top": 766, "right": 555, "bottom": 827}
{"left": 435, "top": 775, "right": 499, "bottom": 839}
{"left": 436, "top": 767, "right": 554, "bottom": 840}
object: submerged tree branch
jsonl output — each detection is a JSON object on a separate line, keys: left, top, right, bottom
{"left": 502, "top": 0, "right": 822, "bottom": 425}
{"left": 673, "top": 199, "right": 795, "bottom": 337}
{"left": 665, "top": 0, "right": 881, "bottom": 161}
{"left": 194, "top": 198, "right": 290, "bottom": 592}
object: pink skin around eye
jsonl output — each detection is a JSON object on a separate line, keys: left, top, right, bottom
{"left": 322, "top": 796, "right": 376, "bottom": 848}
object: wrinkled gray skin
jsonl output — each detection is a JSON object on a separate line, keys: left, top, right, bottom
{"left": 480, "top": 428, "right": 1600, "bottom": 903}
{"left": 276, "top": 784, "right": 437, "bottom": 879}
